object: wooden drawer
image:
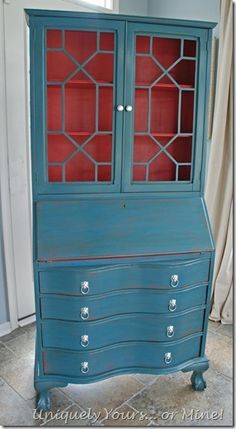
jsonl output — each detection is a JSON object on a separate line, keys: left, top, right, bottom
{"left": 40, "top": 285, "right": 207, "bottom": 321}
{"left": 39, "top": 258, "right": 210, "bottom": 295}
{"left": 41, "top": 307, "right": 205, "bottom": 351}
{"left": 43, "top": 334, "right": 202, "bottom": 377}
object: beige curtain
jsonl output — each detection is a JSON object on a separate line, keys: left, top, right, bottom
{"left": 205, "top": 0, "right": 233, "bottom": 324}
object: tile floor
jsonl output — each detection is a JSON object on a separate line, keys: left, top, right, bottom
{"left": 0, "top": 321, "right": 233, "bottom": 427}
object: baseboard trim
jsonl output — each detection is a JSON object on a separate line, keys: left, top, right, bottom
{"left": 0, "top": 321, "right": 11, "bottom": 337}
{"left": 18, "top": 314, "right": 36, "bottom": 327}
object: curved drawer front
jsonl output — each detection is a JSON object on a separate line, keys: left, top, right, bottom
{"left": 43, "top": 335, "right": 202, "bottom": 377}
{"left": 41, "top": 308, "right": 205, "bottom": 350}
{"left": 39, "top": 258, "right": 210, "bottom": 295}
{"left": 40, "top": 285, "right": 207, "bottom": 321}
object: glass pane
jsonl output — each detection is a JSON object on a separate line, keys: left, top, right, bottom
{"left": 132, "top": 35, "right": 197, "bottom": 183}
{"left": 46, "top": 29, "right": 115, "bottom": 183}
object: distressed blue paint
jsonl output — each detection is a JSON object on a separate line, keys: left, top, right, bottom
{"left": 41, "top": 307, "right": 205, "bottom": 350}
{"left": 43, "top": 333, "right": 203, "bottom": 377}
{"left": 40, "top": 285, "right": 208, "bottom": 321}
{"left": 36, "top": 197, "right": 214, "bottom": 260}
{"left": 37, "top": 251, "right": 209, "bottom": 268}
{"left": 25, "top": 9, "right": 217, "bottom": 29}
{"left": 34, "top": 356, "right": 209, "bottom": 388}
{"left": 26, "top": 9, "right": 216, "bottom": 410}
{"left": 39, "top": 258, "right": 210, "bottom": 294}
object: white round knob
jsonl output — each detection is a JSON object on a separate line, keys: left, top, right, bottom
{"left": 117, "top": 104, "right": 124, "bottom": 112}
{"left": 125, "top": 105, "right": 133, "bottom": 112}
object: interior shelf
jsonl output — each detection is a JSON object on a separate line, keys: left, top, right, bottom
{"left": 66, "top": 131, "right": 112, "bottom": 136}
{"left": 47, "top": 80, "right": 113, "bottom": 87}
{"left": 135, "top": 82, "right": 194, "bottom": 89}
{"left": 66, "top": 131, "right": 93, "bottom": 136}
{"left": 135, "top": 133, "right": 192, "bottom": 137}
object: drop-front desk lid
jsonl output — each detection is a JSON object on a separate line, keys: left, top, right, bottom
{"left": 36, "top": 197, "right": 214, "bottom": 261}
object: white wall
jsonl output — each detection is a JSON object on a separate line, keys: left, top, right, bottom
{"left": 147, "top": 0, "right": 220, "bottom": 35}
{"left": 0, "top": 208, "right": 9, "bottom": 324}
{"left": 119, "top": 0, "right": 148, "bottom": 15}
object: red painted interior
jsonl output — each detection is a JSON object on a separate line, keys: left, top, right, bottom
{"left": 47, "top": 51, "right": 76, "bottom": 82}
{"left": 99, "top": 87, "right": 113, "bottom": 130}
{"left": 136, "top": 56, "right": 162, "bottom": 85}
{"left": 47, "top": 30, "right": 62, "bottom": 49}
{"left": 47, "top": 30, "right": 114, "bottom": 182}
{"left": 47, "top": 31, "right": 195, "bottom": 183}
{"left": 47, "top": 87, "right": 62, "bottom": 131}
{"left": 85, "top": 135, "right": 112, "bottom": 162}
{"left": 167, "top": 137, "right": 192, "bottom": 163}
{"left": 100, "top": 32, "right": 114, "bottom": 51}
{"left": 65, "top": 30, "right": 97, "bottom": 64}
{"left": 48, "top": 165, "right": 62, "bottom": 182}
{"left": 136, "top": 35, "right": 150, "bottom": 54}
{"left": 65, "top": 85, "right": 96, "bottom": 133}
{"left": 133, "top": 35, "right": 196, "bottom": 182}
{"left": 169, "top": 60, "right": 195, "bottom": 87}
{"left": 181, "top": 91, "right": 194, "bottom": 133}
{"left": 134, "top": 89, "right": 149, "bottom": 132}
{"left": 134, "top": 136, "right": 160, "bottom": 163}
{"left": 48, "top": 134, "right": 76, "bottom": 163}
{"left": 65, "top": 151, "right": 95, "bottom": 182}
{"left": 149, "top": 152, "right": 176, "bottom": 181}
{"left": 152, "top": 37, "right": 181, "bottom": 69}
{"left": 151, "top": 87, "right": 179, "bottom": 134}
{"left": 184, "top": 40, "right": 197, "bottom": 57}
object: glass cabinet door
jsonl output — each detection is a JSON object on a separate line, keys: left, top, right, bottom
{"left": 123, "top": 23, "right": 207, "bottom": 192}
{"left": 35, "top": 20, "right": 125, "bottom": 193}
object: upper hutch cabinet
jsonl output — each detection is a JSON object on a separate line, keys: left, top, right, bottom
{"left": 30, "top": 12, "right": 212, "bottom": 194}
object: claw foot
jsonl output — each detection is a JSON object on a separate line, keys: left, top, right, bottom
{"left": 191, "top": 371, "right": 207, "bottom": 391}
{"left": 36, "top": 390, "right": 51, "bottom": 411}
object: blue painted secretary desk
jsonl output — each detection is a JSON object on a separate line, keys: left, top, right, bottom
{"left": 26, "top": 9, "right": 216, "bottom": 411}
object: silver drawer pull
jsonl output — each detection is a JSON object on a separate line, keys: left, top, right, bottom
{"left": 80, "top": 307, "right": 89, "bottom": 320}
{"left": 164, "top": 352, "right": 172, "bottom": 364}
{"left": 168, "top": 299, "right": 177, "bottom": 312}
{"left": 166, "top": 325, "right": 174, "bottom": 338}
{"left": 81, "top": 335, "right": 89, "bottom": 347}
{"left": 81, "top": 281, "right": 89, "bottom": 294}
{"left": 81, "top": 362, "right": 89, "bottom": 374}
{"left": 170, "top": 274, "right": 179, "bottom": 288}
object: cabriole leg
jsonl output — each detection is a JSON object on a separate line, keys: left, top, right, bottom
{"left": 191, "top": 370, "right": 207, "bottom": 391}
{"left": 36, "top": 389, "right": 51, "bottom": 411}
{"left": 34, "top": 380, "right": 67, "bottom": 411}
{"left": 182, "top": 358, "right": 209, "bottom": 392}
